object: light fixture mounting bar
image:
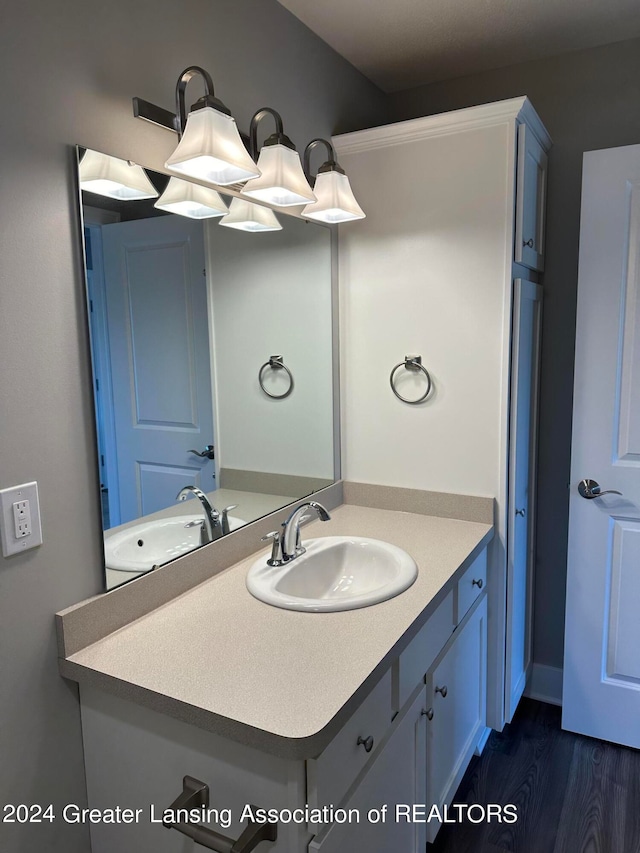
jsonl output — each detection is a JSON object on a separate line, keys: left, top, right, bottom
{"left": 132, "top": 97, "right": 179, "bottom": 133}
{"left": 132, "top": 96, "right": 251, "bottom": 150}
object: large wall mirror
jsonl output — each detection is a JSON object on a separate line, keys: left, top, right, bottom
{"left": 77, "top": 148, "right": 337, "bottom": 590}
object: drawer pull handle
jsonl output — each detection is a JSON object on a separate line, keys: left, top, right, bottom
{"left": 357, "top": 735, "right": 374, "bottom": 753}
{"left": 163, "top": 776, "right": 277, "bottom": 852}
{"left": 422, "top": 708, "right": 434, "bottom": 720}
{"left": 523, "top": 238, "right": 534, "bottom": 248}
{"left": 435, "top": 684, "right": 448, "bottom": 698}
{"left": 472, "top": 578, "right": 484, "bottom": 589}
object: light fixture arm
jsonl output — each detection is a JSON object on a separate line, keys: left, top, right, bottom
{"left": 303, "top": 138, "right": 345, "bottom": 181}
{"left": 174, "top": 66, "right": 231, "bottom": 137}
{"left": 249, "top": 107, "right": 296, "bottom": 159}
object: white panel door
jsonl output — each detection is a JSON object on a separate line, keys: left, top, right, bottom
{"left": 563, "top": 144, "right": 640, "bottom": 747}
{"left": 102, "top": 216, "right": 215, "bottom": 525}
{"left": 505, "top": 279, "right": 542, "bottom": 722}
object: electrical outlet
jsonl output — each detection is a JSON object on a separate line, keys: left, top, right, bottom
{"left": 13, "top": 500, "right": 32, "bottom": 538}
{"left": 0, "top": 482, "right": 42, "bottom": 557}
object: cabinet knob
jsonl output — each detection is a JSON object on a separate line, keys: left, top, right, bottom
{"left": 357, "top": 735, "right": 374, "bottom": 753}
{"left": 523, "top": 238, "right": 534, "bottom": 248}
{"left": 435, "top": 685, "right": 448, "bottom": 698}
{"left": 515, "top": 507, "right": 526, "bottom": 517}
{"left": 472, "top": 578, "right": 483, "bottom": 589}
{"left": 422, "top": 708, "right": 434, "bottom": 720}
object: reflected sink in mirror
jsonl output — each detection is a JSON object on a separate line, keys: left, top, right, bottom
{"left": 246, "top": 536, "right": 418, "bottom": 612}
{"left": 105, "top": 514, "right": 246, "bottom": 572}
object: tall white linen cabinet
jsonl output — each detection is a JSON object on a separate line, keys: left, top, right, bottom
{"left": 335, "top": 97, "right": 551, "bottom": 730}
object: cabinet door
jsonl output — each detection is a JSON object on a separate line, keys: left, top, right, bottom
{"left": 310, "top": 687, "right": 427, "bottom": 853}
{"left": 515, "top": 123, "right": 548, "bottom": 271}
{"left": 426, "top": 598, "right": 487, "bottom": 843}
{"left": 505, "top": 280, "right": 542, "bottom": 721}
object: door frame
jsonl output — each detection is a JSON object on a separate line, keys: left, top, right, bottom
{"left": 83, "top": 215, "right": 121, "bottom": 527}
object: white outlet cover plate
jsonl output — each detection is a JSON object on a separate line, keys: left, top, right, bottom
{"left": 0, "top": 481, "right": 43, "bottom": 557}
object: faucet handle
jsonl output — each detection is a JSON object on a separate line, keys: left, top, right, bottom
{"left": 184, "top": 518, "right": 207, "bottom": 546}
{"left": 220, "top": 505, "right": 238, "bottom": 536}
{"left": 261, "top": 530, "right": 284, "bottom": 567}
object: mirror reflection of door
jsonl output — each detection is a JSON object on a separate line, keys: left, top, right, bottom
{"left": 86, "top": 215, "right": 215, "bottom": 528}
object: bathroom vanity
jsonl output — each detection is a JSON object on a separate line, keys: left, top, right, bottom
{"left": 58, "top": 484, "right": 493, "bottom": 852}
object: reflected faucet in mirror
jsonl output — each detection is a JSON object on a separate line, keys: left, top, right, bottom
{"left": 177, "top": 486, "right": 224, "bottom": 543}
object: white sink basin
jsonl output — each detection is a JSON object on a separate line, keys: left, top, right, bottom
{"left": 104, "top": 514, "right": 245, "bottom": 572}
{"left": 246, "top": 536, "right": 418, "bottom": 612}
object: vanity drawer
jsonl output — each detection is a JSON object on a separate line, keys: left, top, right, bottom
{"left": 455, "top": 550, "right": 487, "bottom": 624}
{"left": 307, "top": 669, "right": 392, "bottom": 810}
{"left": 393, "top": 589, "right": 454, "bottom": 711}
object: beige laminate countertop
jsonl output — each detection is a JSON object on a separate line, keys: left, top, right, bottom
{"left": 61, "top": 504, "right": 492, "bottom": 759}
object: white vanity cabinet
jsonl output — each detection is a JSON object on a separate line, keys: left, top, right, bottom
{"left": 425, "top": 597, "right": 487, "bottom": 844}
{"left": 309, "top": 686, "right": 428, "bottom": 853}
{"left": 334, "top": 96, "right": 550, "bottom": 730}
{"left": 78, "top": 550, "right": 489, "bottom": 853}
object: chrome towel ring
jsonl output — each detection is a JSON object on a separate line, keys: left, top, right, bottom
{"left": 390, "top": 355, "right": 432, "bottom": 404}
{"left": 258, "top": 355, "right": 294, "bottom": 399}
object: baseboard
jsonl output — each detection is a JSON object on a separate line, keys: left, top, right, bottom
{"left": 524, "top": 663, "right": 563, "bottom": 706}
{"left": 474, "top": 726, "right": 492, "bottom": 756}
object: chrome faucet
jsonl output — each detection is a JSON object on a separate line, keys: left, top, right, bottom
{"left": 176, "top": 485, "right": 222, "bottom": 544}
{"left": 281, "top": 501, "right": 331, "bottom": 561}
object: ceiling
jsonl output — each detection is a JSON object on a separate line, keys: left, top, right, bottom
{"left": 276, "top": 0, "right": 640, "bottom": 92}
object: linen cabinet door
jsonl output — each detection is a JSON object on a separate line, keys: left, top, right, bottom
{"left": 309, "top": 687, "right": 427, "bottom": 853}
{"left": 515, "top": 123, "right": 548, "bottom": 271}
{"left": 425, "top": 597, "right": 487, "bottom": 844}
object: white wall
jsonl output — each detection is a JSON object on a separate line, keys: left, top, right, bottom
{"left": 207, "top": 216, "right": 334, "bottom": 480}
{"left": 337, "top": 123, "right": 511, "bottom": 498}
{"left": 0, "top": 4, "right": 387, "bottom": 851}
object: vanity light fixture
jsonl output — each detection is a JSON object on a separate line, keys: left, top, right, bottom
{"left": 241, "top": 108, "right": 316, "bottom": 207}
{"left": 160, "top": 66, "right": 260, "bottom": 186}
{"left": 219, "top": 197, "right": 282, "bottom": 232}
{"left": 79, "top": 149, "right": 158, "bottom": 200}
{"left": 154, "top": 177, "right": 228, "bottom": 219}
{"left": 302, "top": 139, "right": 365, "bottom": 223}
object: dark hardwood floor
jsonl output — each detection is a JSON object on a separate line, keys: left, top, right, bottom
{"left": 430, "top": 699, "right": 640, "bottom": 853}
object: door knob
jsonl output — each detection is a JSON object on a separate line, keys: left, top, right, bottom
{"left": 189, "top": 444, "right": 215, "bottom": 460}
{"left": 578, "top": 478, "right": 622, "bottom": 500}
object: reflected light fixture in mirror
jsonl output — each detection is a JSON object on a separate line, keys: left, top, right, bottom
{"left": 164, "top": 66, "right": 260, "bottom": 186}
{"left": 302, "top": 138, "right": 365, "bottom": 223}
{"left": 79, "top": 149, "right": 158, "bottom": 200}
{"left": 219, "top": 197, "right": 282, "bottom": 232}
{"left": 154, "top": 177, "right": 228, "bottom": 219}
{"left": 242, "top": 107, "right": 316, "bottom": 207}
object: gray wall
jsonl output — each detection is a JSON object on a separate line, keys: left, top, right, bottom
{"left": 389, "top": 38, "right": 640, "bottom": 669}
{"left": 0, "top": 3, "right": 387, "bottom": 851}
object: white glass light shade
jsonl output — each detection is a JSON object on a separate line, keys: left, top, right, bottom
{"left": 165, "top": 107, "right": 261, "bottom": 186}
{"left": 219, "top": 198, "right": 282, "bottom": 232}
{"left": 302, "top": 170, "right": 365, "bottom": 223}
{"left": 242, "top": 144, "right": 316, "bottom": 207}
{"left": 154, "top": 177, "right": 228, "bottom": 219}
{"left": 79, "top": 150, "right": 158, "bottom": 200}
